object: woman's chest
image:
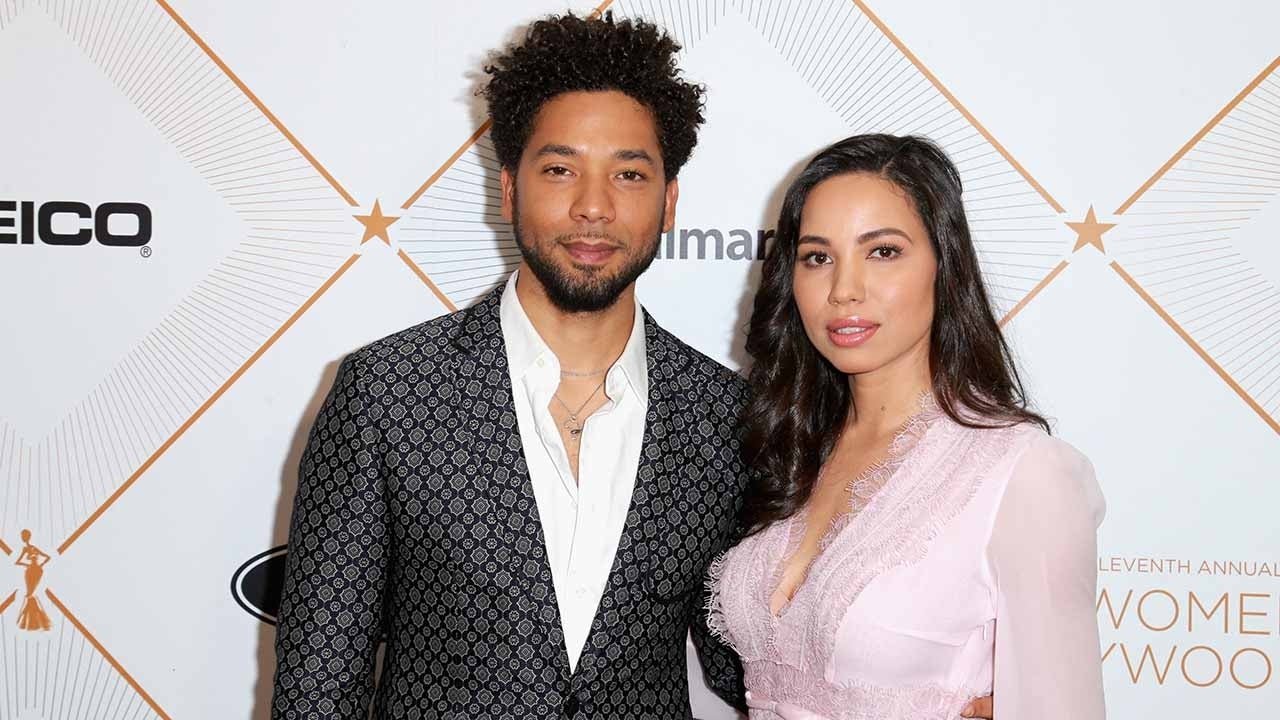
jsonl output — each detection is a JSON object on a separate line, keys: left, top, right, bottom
{"left": 713, "top": 422, "right": 1024, "bottom": 679}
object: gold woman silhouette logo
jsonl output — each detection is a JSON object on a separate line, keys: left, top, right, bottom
{"left": 16, "top": 529, "right": 52, "bottom": 631}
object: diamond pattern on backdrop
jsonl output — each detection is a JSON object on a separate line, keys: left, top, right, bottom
{"left": 1109, "top": 58, "right": 1280, "bottom": 433}
{"left": 0, "top": 0, "right": 360, "bottom": 551}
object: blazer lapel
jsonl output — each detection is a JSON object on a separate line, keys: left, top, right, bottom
{"left": 448, "top": 286, "right": 573, "bottom": 676}
{"left": 574, "top": 314, "right": 701, "bottom": 680}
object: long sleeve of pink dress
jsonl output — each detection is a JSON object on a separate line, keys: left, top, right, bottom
{"left": 708, "top": 400, "right": 1107, "bottom": 720}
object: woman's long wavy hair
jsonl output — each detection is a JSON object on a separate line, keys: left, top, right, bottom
{"left": 740, "top": 134, "right": 1047, "bottom": 535}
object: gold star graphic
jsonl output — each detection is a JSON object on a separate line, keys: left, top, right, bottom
{"left": 353, "top": 200, "right": 400, "bottom": 245}
{"left": 1066, "top": 206, "right": 1116, "bottom": 254}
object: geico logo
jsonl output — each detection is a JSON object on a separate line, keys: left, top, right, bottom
{"left": 0, "top": 200, "right": 152, "bottom": 247}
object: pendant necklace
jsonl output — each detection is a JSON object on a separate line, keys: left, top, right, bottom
{"left": 553, "top": 379, "right": 606, "bottom": 441}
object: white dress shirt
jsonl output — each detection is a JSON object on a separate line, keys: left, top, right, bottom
{"left": 498, "top": 271, "right": 648, "bottom": 671}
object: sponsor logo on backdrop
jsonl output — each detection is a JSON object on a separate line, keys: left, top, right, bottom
{"left": 231, "top": 546, "right": 386, "bottom": 642}
{"left": 230, "top": 546, "right": 288, "bottom": 625}
{"left": 656, "top": 226, "right": 774, "bottom": 261}
{"left": 11, "top": 529, "right": 53, "bottom": 632}
{"left": 0, "top": 200, "right": 152, "bottom": 247}
{"left": 1098, "top": 555, "right": 1279, "bottom": 690}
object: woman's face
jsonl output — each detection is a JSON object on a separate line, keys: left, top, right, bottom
{"left": 791, "top": 172, "right": 938, "bottom": 379}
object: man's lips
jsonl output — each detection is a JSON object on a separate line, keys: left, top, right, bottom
{"left": 826, "top": 317, "right": 880, "bottom": 348}
{"left": 562, "top": 240, "right": 621, "bottom": 265}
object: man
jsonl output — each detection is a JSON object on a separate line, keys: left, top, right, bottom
{"left": 272, "top": 13, "right": 744, "bottom": 719}
{"left": 271, "top": 11, "right": 996, "bottom": 719}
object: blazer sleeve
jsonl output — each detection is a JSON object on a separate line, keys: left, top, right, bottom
{"left": 271, "top": 353, "right": 390, "bottom": 720}
{"left": 988, "top": 434, "right": 1107, "bottom": 720}
{"left": 688, "top": 493, "right": 748, "bottom": 716}
{"left": 689, "top": 567, "right": 748, "bottom": 714}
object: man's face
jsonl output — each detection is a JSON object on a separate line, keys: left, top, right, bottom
{"left": 501, "top": 90, "right": 679, "bottom": 313}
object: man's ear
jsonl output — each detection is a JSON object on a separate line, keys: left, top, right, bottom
{"left": 662, "top": 178, "right": 679, "bottom": 233}
{"left": 500, "top": 166, "right": 516, "bottom": 223}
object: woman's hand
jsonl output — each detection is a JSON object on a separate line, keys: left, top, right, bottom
{"left": 961, "top": 695, "right": 992, "bottom": 718}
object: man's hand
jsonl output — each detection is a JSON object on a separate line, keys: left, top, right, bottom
{"left": 961, "top": 695, "right": 992, "bottom": 719}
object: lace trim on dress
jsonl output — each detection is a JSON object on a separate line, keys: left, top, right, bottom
{"left": 743, "top": 659, "right": 984, "bottom": 720}
{"left": 707, "top": 507, "right": 801, "bottom": 655}
{"left": 705, "top": 549, "right": 736, "bottom": 650}
{"left": 706, "top": 392, "right": 942, "bottom": 661}
{"left": 827, "top": 392, "right": 940, "bottom": 544}
{"left": 709, "top": 397, "right": 1033, "bottom": 719}
{"left": 791, "top": 417, "right": 1021, "bottom": 670}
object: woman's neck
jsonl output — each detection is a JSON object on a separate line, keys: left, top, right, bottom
{"left": 846, "top": 349, "right": 932, "bottom": 438}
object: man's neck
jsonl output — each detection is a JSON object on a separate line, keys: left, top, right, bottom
{"left": 514, "top": 266, "right": 637, "bottom": 374}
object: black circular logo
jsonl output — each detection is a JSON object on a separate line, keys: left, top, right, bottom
{"left": 230, "top": 545, "right": 287, "bottom": 625}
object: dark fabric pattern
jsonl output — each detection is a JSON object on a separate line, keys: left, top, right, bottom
{"left": 272, "top": 286, "right": 749, "bottom": 719}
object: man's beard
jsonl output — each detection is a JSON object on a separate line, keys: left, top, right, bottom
{"left": 511, "top": 197, "right": 662, "bottom": 314}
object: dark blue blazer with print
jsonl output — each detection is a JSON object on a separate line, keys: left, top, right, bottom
{"left": 271, "top": 285, "right": 750, "bottom": 719}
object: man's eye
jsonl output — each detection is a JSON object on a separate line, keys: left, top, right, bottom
{"left": 618, "top": 170, "right": 646, "bottom": 181}
{"left": 544, "top": 166, "right": 572, "bottom": 176}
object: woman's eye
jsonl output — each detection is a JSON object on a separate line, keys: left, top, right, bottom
{"left": 870, "top": 245, "right": 901, "bottom": 260}
{"left": 801, "top": 251, "right": 830, "bottom": 266}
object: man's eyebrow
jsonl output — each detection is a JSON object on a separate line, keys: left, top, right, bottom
{"left": 615, "top": 149, "right": 655, "bottom": 163}
{"left": 534, "top": 144, "right": 577, "bottom": 158}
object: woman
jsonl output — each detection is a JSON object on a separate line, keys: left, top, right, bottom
{"left": 709, "top": 135, "right": 1105, "bottom": 719}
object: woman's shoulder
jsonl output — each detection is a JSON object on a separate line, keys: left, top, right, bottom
{"left": 991, "top": 425, "right": 1105, "bottom": 527}
{"left": 941, "top": 410, "right": 1086, "bottom": 469}
{"left": 1005, "top": 426, "right": 1093, "bottom": 480}
{"left": 943, "top": 415, "right": 1101, "bottom": 510}
{"left": 933, "top": 410, "right": 1045, "bottom": 462}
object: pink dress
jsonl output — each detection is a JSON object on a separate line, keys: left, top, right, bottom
{"left": 708, "top": 399, "right": 1107, "bottom": 720}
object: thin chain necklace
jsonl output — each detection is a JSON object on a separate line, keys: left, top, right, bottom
{"left": 553, "top": 379, "right": 606, "bottom": 441}
{"left": 560, "top": 367, "right": 608, "bottom": 378}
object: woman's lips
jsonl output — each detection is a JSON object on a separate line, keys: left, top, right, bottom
{"left": 826, "top": 318, "right": 879, "bottom": 348}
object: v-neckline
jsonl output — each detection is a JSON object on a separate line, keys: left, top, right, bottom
{"left": 767, "top": 394, "right": 942, "bottom": 620}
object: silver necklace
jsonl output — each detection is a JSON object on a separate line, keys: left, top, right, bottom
{"left": 559, "top": 367, "right": 608, "bottom": 378}
{"left": 553, "top": 379, "right": 606, "bottom": 440}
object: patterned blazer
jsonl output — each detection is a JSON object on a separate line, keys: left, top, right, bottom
{"left": 271, "top": 286, "right": 750, "bottom": 719}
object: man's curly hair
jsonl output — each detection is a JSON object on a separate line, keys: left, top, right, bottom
{"left": 481, "top": 12, "right": 706, "bottom": 181}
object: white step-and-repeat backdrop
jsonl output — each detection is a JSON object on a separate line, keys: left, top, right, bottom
{"left": 2, "top": 0, "right": 1278, "bottom": 717}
